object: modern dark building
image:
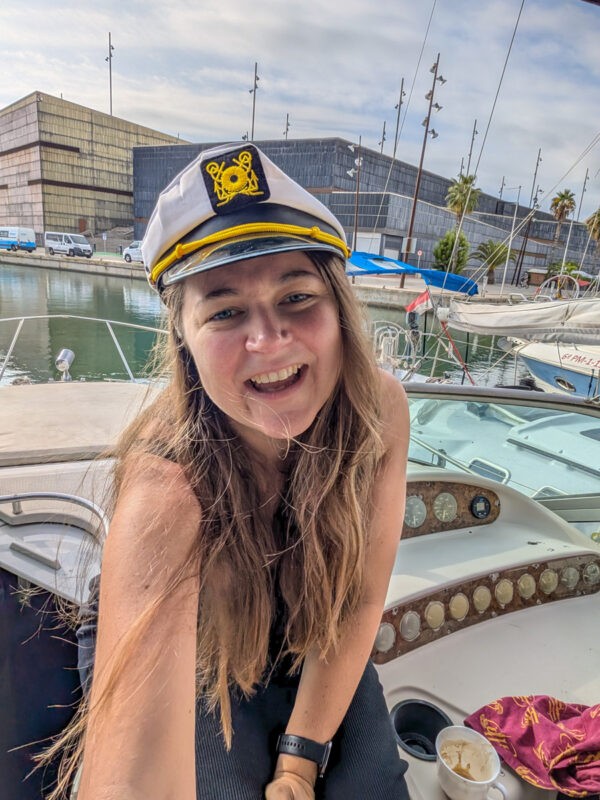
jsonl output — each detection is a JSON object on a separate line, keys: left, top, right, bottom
{"left": 133, "top": 138, "right": 599, "bottom": 280}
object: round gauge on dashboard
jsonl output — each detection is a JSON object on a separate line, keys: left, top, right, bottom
{"left": 404, "top": 495, "right": 427, "bottom": 528}
{"left": 433, "top": 491, "right": 458, "bottom": 523}
{"left": 470, "top": 494, "right": 492, "bottom": 520}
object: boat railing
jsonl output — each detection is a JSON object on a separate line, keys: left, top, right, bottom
{"left": 370, "top": 318, "right": 521, "bottom": 384}
{"left": 0, "top": 314, "right": 167, "bottom": 383}
{"left": 0, "top": 491, "right": 109, "bottom": 540}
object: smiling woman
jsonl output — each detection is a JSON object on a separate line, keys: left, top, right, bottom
{"left": 43, "top": 143, "right": 410, "bottom": 800}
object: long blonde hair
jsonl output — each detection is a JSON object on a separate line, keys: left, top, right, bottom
{"left": 42, "top": 252, "right": 385, "bottom": 796}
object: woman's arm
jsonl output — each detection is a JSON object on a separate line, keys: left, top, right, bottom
{"left": 270, "top": 372, "right": 409, "bottom": 789}
{"left": 78, "top": 453, "right": 201, "bottom": 800}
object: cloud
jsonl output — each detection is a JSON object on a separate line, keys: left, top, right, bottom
{"left": 1, "top": 0, "right": 599, "bottom": 217}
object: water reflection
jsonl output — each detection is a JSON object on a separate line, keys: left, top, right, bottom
{"left": 1, "top": 264, "right": 527, "bottom": 386}
{"left": 0, "top": 265, "right": 163, "bottom": 383}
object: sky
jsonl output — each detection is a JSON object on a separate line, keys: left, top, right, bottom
{"left": 2, "top": 0, "right": 600, "bottom": 219}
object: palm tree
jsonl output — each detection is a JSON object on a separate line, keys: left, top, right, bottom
{"left": 585, "top": 208, "right": 600, "bottom": 253}
{"left": 550, "top": 189, "right": 576, "bottom": 252}
{"left": 445, "top": 175, "right": 480, "bottom": 271}
{"left": 445, "top": 174, "right": 481, "bottom": 225}
{"left": 470, "top": 239, "right": 515, "bottom": 285}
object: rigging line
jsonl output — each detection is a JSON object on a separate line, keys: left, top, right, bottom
{"left": 466, "top": 131, "right": 600, "bottom": 286}
{"left": 443, "top": 0, "right": 526, "bottom": 294}
{"left": 367, "top": 0, "right": 438, "bottom": 241}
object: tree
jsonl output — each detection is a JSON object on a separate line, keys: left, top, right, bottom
{"left": 445, "top": 174, "right": 480, "bottom": 271}
{"left": 585, "top": 208, "right": 600, "bottom": 253}
{"left": 470, "top": 239, "right": 515, "bottom": 284}
{"left": 432, "top": 230, "right": 470, "bottom": 273}
{"left": 549, "top": 188, "right": 576, "bottom": 252}
{"left": 445, "top": 174, "right": 481, "bottom": 224}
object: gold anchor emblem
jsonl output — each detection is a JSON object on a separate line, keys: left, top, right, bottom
{"left": 205, "top": 150, "right": 264, "bottom": 207}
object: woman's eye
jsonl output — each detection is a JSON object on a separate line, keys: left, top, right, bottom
{"left": 285, "top": 292, "right": 310, "bottom": 304}
{"left": 210, "top": 308, "right": 237, "bottom": 321}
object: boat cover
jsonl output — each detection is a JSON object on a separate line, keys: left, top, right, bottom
{"left": 346, "top": 252, "right": 479, "bottom": 295}
{"left": 442, "top": 297, "right": 600, "bottom": 344}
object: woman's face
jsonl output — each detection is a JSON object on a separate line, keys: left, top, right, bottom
{"left": 180, "top": 251, "right": 343, "bottom": 459}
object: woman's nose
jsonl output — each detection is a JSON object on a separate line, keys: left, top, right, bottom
{"left": 245, "top": 309, "right": 289, "bottom": 352}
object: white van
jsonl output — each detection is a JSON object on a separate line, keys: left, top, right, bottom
{"left": 45, "top": 232, "right": 93, "bottom": 258}
{"left": 0, "top": 226, "right": 37, "bottom": 252}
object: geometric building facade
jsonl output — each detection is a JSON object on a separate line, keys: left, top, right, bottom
{"left": 133, "top": 138, "right": 599, "bottom": 279}
{"left": 0, "top": 92, "right": 182, "bottom": 242}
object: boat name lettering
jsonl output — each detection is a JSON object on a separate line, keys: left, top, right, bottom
{"left": 561, "top": 353, "right": 600, "bottom": 368}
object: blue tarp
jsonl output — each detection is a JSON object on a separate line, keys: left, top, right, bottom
{"left": 346, "top": 251, "right": 479, "bottom": 296}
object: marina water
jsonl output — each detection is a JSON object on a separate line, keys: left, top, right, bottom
{"left": 1, "top": 264, "right": 528, "bottom": 386}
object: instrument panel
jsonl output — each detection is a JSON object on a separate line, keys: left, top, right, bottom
{"left": 403, "top": 481, "right": 500, "bottom": 538}
{"left": 373, "top": 553, "right": 600, "bottom": 663}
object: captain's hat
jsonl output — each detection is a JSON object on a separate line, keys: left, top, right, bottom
{"left": 142, "top": 142, "right": 349, "bottom": 290}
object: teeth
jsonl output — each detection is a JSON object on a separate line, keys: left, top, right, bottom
{"left": 250, "top": 364, "right": 302, "bottom": 385}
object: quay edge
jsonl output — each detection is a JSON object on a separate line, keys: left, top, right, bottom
{"left": 1, "top": 251, "right": 532, "bottom": 309}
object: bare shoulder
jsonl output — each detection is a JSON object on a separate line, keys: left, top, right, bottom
{"left": 105, "top": 451, "right": 201, "bottom": 580}
{"left": 377, "top": 369, "right": 409, "bottom": 448}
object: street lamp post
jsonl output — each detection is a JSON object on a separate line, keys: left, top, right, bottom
{"left": 346, "top": 136, "right": 363, "bottom": 252}
{"left": 249, "top": 62, "right": 260, "bottom": 141}
{"left": 392, "top": 78, "right": 405, "bottom": 161}
{"left": 105, "top": 32, "right": 115, "bottom": 116}
{"left": 403, "top": 53, "right": 445, "bottom": 263}
{"left": 283, "top": 113, "right": 290, "bottom": 140}
{"left": 529, "top": 148, "right": 542, "bottom": 208}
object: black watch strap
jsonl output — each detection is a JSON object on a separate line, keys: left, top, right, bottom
{"left": 276, "top": 733, "right": 333, "bottom": 776}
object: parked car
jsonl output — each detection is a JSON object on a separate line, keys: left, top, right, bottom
{"left": 123, "top": 241, "right": 143, "bottom": 263}
{"left": 44, "top": 232, "right": 93, "bottom": 258}
{"left": 0, "top": 226, "right": 36, "bottom": 252}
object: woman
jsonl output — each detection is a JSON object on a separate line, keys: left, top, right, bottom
{"left": 72, "top": 143, "right": 409, "bottom": 800}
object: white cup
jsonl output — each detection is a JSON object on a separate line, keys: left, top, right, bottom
{"left": 435, "top": 725, "right": 507, "bottom": 800}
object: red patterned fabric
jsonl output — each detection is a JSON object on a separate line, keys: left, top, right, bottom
{"left": 465, "top": 696, "right": 600, "bottom": 798}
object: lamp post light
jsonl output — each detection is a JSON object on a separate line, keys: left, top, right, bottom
{"left": 379, "top": 120, "right": 386, "bottom": 154}
{"left": 529, "top": 148, "right": 542, "bottom": 208}
{"left": 105, "top": 32, "right": 115, "bottom": 116}
{"left": 283, "top": 113, "right": 290, "bottom": 140}
{"left": 403, "top": 53, "right": 445, "bottom": 265}
{"left": 248, "top": 62, "right": 260, "bottom": 141}
{"left": 346, "top": 136, "right": 363, "bottom": 253}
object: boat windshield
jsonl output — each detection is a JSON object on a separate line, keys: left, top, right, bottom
{"left": 407, "top": 387, "right": 600, "bottom": 540}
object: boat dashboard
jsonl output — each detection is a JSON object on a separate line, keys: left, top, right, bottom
{"left": 374, "top": 465, "right": 600, "bottom": 665}
{"left": 375, "top": 465, "right": 600, "bottom": 800}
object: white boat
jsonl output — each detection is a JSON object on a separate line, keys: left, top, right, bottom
{"left": 441, "top": 296, "right": 600, "bottom": 398}
{"left": 1, "top": 318, "right": 599, "bottom": 800}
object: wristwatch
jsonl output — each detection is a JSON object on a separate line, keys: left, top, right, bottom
{"left": 276, "top": 733, "right": 333, "bottom": 777}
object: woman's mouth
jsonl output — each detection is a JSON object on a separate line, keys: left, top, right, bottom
{"left": 247, "top": 364, "right": 305, "bottom": 393}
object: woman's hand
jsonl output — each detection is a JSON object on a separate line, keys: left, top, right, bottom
{"left": 264, "top": 771, "right": 315, "bottom": 800}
